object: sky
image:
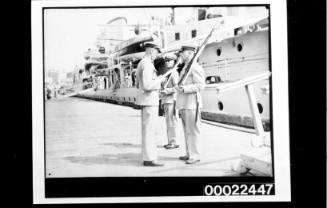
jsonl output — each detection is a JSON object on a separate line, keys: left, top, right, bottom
{"left": 44, "top": 7, "right": 192, "bottom": 73}
{"left": 43, "top": 7, "right": 267, "bottom": 73}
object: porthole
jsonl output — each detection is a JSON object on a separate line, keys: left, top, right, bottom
{"left": 206, "top": 76, "right": 222, "bottom": 84}
{"left": 216, "top": 47, "right": 222, "bottom": 56}
{"left": 257, "top": 103, "right": 263, "bottom": 114}
{"left": 218, "top": 101, "right": 224, "bottom": 111}
{"left": 191, "top": 29, "right": 197, "bottom": 38}
{"left": 237, "top": 43, "right": 243, "bottom": 52}
{"left": 175, "top": 32, "right": 180, "bottom": 40}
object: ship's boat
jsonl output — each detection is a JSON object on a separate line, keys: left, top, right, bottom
{"left": 76, "top": 10, "right": 270, "bottom": 131}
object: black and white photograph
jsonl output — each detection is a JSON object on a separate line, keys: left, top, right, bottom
{"left": 32, "top": 0, "right": 291, "bottom": 203}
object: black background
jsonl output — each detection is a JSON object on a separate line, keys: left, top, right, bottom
{"left": 4, "top": 0, "right": 326, "bottom": 207}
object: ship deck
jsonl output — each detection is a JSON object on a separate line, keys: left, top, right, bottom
{"left": 45, "top": 97, "right": 271, "bottom": 177}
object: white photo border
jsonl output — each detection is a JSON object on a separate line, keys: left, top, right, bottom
{"left": 32, "top": 0, "right": 290, "bottom": 203}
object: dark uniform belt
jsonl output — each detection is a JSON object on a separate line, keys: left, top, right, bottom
{"left": 195, "top": 93, "right": 200, "bottom": 122}
{"left": 173, "top": 100, "right": 176, "bottom": 117}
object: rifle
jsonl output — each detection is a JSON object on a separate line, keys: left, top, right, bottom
{"left": 175, "top": 28, "right": 216, "bottom": 123}
{"left": 178, "top": 27, "right": 217, "bottom": 86}
{"left": 153, "top": 27, "right": 216, "bottom": 89}
{"left": 148, "top": 58, "right": 182, "bottom": 90}
{"left": 162, "top": 58, "right": 182, "bottom": 89}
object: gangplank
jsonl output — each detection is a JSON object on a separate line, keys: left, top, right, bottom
{"left": 215, "top": 71, "right": 272, "bottom": 176}
{"left": 47, "top": 82, "right": 94, "bottom": 99}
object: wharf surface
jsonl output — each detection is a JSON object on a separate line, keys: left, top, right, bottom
{"left": 45, "top": 97, "right": 270, "bottom": 177}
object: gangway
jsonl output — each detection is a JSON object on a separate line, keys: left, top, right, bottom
{"left": 46, "top": 82, "right": 94, "bottom": 100}
{"left": 215, "top": 71, "right": 272, "bottom": 176}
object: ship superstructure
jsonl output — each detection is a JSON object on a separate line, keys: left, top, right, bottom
{"left": 76, "top": 7, "right": 271, "bottom": 130}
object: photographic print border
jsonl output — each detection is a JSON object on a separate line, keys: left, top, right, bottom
{"left": 32, "top": 0, "right": 290, "bottom": 203}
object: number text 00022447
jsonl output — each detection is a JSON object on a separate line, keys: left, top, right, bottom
{"left": 203, "top": 184, "right": 275, "bottom": 196}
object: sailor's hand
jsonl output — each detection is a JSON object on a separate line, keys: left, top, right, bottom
{"left": 176, "top": 57, "right": 182, "bottom": 64}
{"left": 174, "top": 85, "right": 184, "bottom": 92}
{"left": 161, "top": 89, "right": 168, "bottom": 95}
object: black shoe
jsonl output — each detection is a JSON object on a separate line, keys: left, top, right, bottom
{"left": 179, "top": 155, "right": 189, "bottom": 161}
{"left": 143, "top": 161, "right": 164, "bottom": 167}
{"left": 185, "top": 158, "right": 200, "bottom": 164}
{"left": 163, "top": 143, "right": 180, "bottom": 149}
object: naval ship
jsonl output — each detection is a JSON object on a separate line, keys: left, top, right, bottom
{"left": 75, "top": 7, "right": 271, "bottom": 131}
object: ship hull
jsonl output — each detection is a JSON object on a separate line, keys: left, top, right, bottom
{"left": 77, "top": 29, "right": 271, "bottom": 131}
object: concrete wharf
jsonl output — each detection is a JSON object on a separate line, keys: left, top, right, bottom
{"left": 45, "top": 97, "right": 270, "bottom": 177}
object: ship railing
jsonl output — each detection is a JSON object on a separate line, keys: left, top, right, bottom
{"left": 214, "top": 71, "right": 271, "bottom": 147}
{"left": 216, "top": 71, "right": 271, "bottom": 93}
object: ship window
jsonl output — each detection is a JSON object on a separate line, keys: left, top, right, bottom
{"left": 104, "top": 77, "right": 107, "bottom": 89}
{"left": 132, "top": 71, "right": 136, "bottom": 86}
{"left": 99, "top": 46, "right": 105, "bottom": 54}
{"left": 191, "top": 30, "right": 197, "bottom": 38}
{"left": 175, "top": 32, "right": 180, "bottom": 40}
{"left": 206, "top": 76, "right": 221, "bottom": 84}
{"left": 218, "top": 101, "right": 224, "bottom": 111}
{"left": 198, "top": 9, "right": 206, "bottom": 21}
{"left": 216, "top": 48, "right": 222, "bottom": 56}
{"left": 257, "top": 103, "right": 263, "bottom": 114}
{"left": 234, "top": 27, "right": 243, "bottom": 36}
{"left": 237, "top": 43, "right": 243, "bottom": 52}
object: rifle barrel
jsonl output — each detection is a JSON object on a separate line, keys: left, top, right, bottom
{"left": 178, "top": 28, "right": 216, "bottom": 86}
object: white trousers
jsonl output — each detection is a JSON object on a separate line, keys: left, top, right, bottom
{"left": 163, "top": 103, "right": 178, "bottom": 144}
{"left": 141, "top": 106, "right": 159, "bottom": 161}
{"left": 180, "top": 109, "right": 202, "bottom": 159}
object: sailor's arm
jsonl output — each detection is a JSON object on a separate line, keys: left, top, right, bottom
{"left": 162, "top": 87, "right": 176, "bottom": 95}
{"left": 181, "top": 65, "right": 206, "bottom": 93}
{"left": 162, "top": 71, "right": 179, "bottom": 95}
{"left": 142, "top": 63, "right": 162, "bottom": 91}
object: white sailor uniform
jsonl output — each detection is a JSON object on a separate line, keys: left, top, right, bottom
{"left": 176, "top": 62, "right": 205, "bottom": 160}
{"left": 136, "top": 56, "right": 161, "bottom": 162}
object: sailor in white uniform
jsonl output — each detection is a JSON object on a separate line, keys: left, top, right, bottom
{"left": 175, "top": 43, "right": 206, "bottom": 164}
{"left": 160, "top": 53, "right": 180, "bottom": 149}
{"left": 135, "top": 41, "right": 165, "bottom": 167}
